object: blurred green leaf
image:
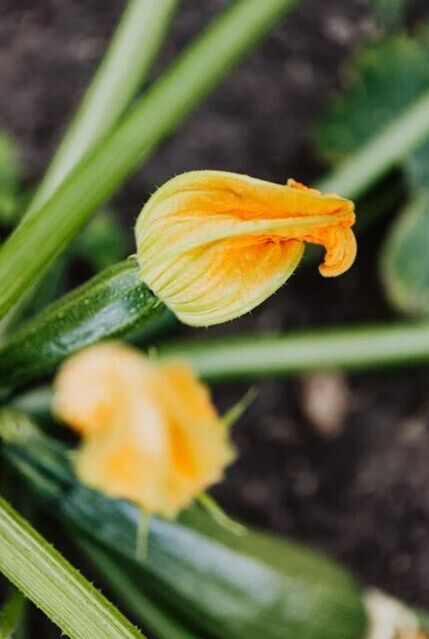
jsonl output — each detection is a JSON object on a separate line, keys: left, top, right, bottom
{"left": 368, "top": 0, "right": 410, "bottom": 30}
{"left": 0, "top": 415, "right": 368, "bottom": 639}
{"left": 0, "top": 589, "right": 25, "bottom": 638}
{"left": 404, "top": 138, "right": 429, "bottom": 190}
{"left": 315, "top": 52, "right": 429, "bottom": 198}
{"left": 367, "top": 37, "right": 429, "bottom": 316}
{"left": 76, "top": 210, "right": 128, "bottom": 272}
{"left": 0, "top": 134, "right": 21, "bottom": 226}
{"left": 316, "top": 29, "right": 429, "bottom": 316}
{"left": 381, "top": 194, "right": 429, "bottom": 315}
{"left": 317, "top": 31, "right": 429, "bottom": 164}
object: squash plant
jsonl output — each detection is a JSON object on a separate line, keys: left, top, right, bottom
{"left": 0, "top": 1, "right": 429, "bottom": 638}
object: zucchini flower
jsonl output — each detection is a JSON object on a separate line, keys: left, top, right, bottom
{"left": 53, "top": 342, "right": 233, "bottom": 518}
{"left": 135, "top": 171, "right": 356, "bottom": 326}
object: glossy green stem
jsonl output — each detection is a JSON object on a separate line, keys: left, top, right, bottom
{"left": 0, "top": 259, "right": 164, "bottom": 388}
{"left": 159, "top": 321, "right": 429, "bottom": 380}
{"left": 0, "top": 496, "right": 146, "bottom": 639}
{"left": 0, "top": 0, "right": 297, "bottom": 321}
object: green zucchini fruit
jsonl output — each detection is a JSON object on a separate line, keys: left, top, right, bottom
{"left": 0, "top": 258, "right": 165, "bottom": 389}
{"left": 0, "top": 413, "right": 368, "bottom": 639}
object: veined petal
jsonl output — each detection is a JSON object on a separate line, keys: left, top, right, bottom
{"left": 146, "top": 238, "right": 304, "bottom": 326}
{"left": 135, "top": 171, "right": 356, "bottom": 326}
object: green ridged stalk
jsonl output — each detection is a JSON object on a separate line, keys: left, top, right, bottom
{"left": 0, "top": 496, "right": 146, "bottom": 639}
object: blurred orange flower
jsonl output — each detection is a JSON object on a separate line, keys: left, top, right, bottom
{"left": 135, "top": 171, "right": 356, "bottom": 326}
{"left": 53, "top": 342, "right": 233, "bottom": 518}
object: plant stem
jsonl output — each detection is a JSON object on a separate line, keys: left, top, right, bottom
{"left": 0, "top": 589, "right": 25, "bottom": 639}
{"left": 0, "top": 259, "right": 164, "bottom": 389}
{"left": 0, "top": 0, "right": 298, "bottom": 321}
{"left": 28, "top": 0, "right": 179, "bottom": 215}
{"left": 317, "top": 88, "right": 429, "bottom": 200}
{"left": 158, "top": 321, "right": 429, "bottom": 380}
{"left": 0, "top": 496, "right": 146, "bottom": 639}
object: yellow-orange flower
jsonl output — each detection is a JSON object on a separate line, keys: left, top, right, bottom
{"left": 53, "top": 342, "right": 233, "bottom": 518}
{"left": 135, "top": 171, "right": 356, "bottom": 326}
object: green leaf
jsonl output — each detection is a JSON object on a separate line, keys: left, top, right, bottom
{"left": 406, "top": 138, "right": 429, "bottom": 190}
{"left": 75, "top": 210, "right": 128, "bottom": 272}
{"left": 368, "top": 0, "right": 410, "bottom": 31}
{"left": 331, "top": 34, "right": 429, "bottom": 315}
{"left": 0, "top": 258, "right": 164, "bottom": 390}
{"left": 383, "top": 125, "right": 429, "bottom": 319}
{"left": 381, "top": 194, "right": 429, "bottom": 315}
{"left": 0, "top": 415, "right": 367, "bottom": 639}
{"left": 315, "top": 30, "right": 429, "bottom": 199}
{"left": 317, "top": 31, "right": 429, "bottom": 163}
{"left": 0, "top": 589, "right": 25, "bottom": 639}
{"left": 416, "top": 607, "right": 429, "bottom": 633}
{"left": 384, "top": 132, "right": 429, "bottom": 318}
{"left": 28, "top": 0, "right": 179, "bottom": 215}
{"left": 316, "top": 29, "right": 429, "bottom": 316}
{"left": 0, "top": 134, "right": 21, "bottom": 226}
{"left": 0, "top": 0, "right": 299, "bottom": 321}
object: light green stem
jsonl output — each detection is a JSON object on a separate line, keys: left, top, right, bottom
{"left": 317, "top": 88, "right": 429, "bottom": 199}
{"left": 0, "top": 0, "right": 297, "bottom": 321}
{"left": 28, "top": 0, "right": 179, "bottom": 215}
{"left": 159, "top": 321, "right": 429, "bottom": 380}
{"left": 0, "top": 589, "right": 25, "bottom": 639}
{"left": 0, "top": 496, "right": 146, "bottom": 639}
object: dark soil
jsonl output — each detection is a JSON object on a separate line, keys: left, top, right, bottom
{"left": 1, "top": 0, "right": 429, "bottom": 636}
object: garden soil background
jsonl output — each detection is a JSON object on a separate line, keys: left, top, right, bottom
{"left": 1, "top": 0, "right": 429, "bottom": 635}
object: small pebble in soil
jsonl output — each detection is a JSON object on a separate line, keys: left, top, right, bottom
{"left": 299, "top": 371, "right": 350, "bottom": 439}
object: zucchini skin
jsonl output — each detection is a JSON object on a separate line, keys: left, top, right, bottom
{"left": 1, "top": 421, "right": 368, "bottom": 639}
{"left": 0, "top": 258, "right": 164, "bottom": 388}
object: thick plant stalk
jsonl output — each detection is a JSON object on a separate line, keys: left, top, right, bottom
{"left": 0, "top": 0, "right": 298, "bottom": 321}
{"left": 28, "top": 0, "right": 179, "bottom": 215}
{"left": 158, "top": 321, "right": 429, "bottom": 380}
{"left": 0, "top": 496, "right": 146, "bottom": 639}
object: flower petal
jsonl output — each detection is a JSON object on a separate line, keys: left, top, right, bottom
{"left": 135, "top": 171, "right": 356, "bottom": 326}
{"left": 54, "top": 343, "right": 233, "bottom": 518}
